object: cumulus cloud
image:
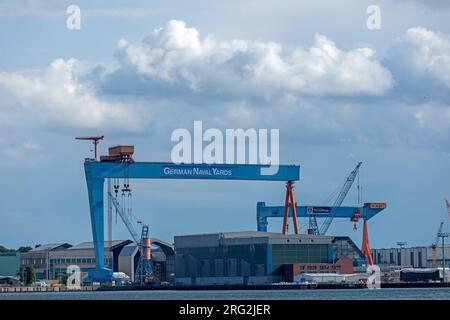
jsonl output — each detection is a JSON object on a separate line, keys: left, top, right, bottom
{"left": 0, "top": 58, "right": 142, "bottom": 130}
{"left": 403, "top": 27, "right": 450, "bottom": 87}
{"left": 388, "top": 27, "right": 450, "bottom": 91}
{"left": 110, "top": 20, "right": 393, "bottom": 98}
{"left": 0, "top": 20, "right": 448, "bottom": 155}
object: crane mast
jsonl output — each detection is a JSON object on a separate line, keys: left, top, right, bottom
{"left": 432, "top": 222, "right": 444, "bottom": 268}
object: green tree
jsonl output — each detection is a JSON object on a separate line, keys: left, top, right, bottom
{"left": 17, "top": 246, "right": 32, "bottom": 253}
{"left": 23, "top": 266, "right": 36, "bottom": 285}
{"left": 61, "top": 273, "right": 69, "bottom": 285}
{"left": 0, "top": 245, "right": 13, "bottom": 253}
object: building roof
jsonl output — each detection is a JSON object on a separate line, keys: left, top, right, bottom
{"left": 177, "top": 231, "right": 332, "bottom": 239}
{"left": 68, "top": 240, "right": 132, "bottom": 251}
{"left": 0, "top": 275, "right": 20, "bottom": 281}
{"left": 300, "top": 273, "right": 345, "bottom": 277}
{"left": 175, "top": 231, "right": 333, "bottom": 248}
{"left": 119, "top": 244, "right": 139, "bottom": 257}
{"left": 30, "top": 243, "right": 72, "bottom": 252}
{"left": 372, "top": 245, "right": 450, "bottom": 250}
{"left": 0, "top": 252, "right": 19, "bottom": 257}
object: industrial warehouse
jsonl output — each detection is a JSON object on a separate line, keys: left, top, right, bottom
{"left": 174, "top": 232, "right": 362, "bottom": 285}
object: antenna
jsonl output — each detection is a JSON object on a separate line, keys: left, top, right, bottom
{"left": 396, "top": 241, "right": 407, "bottom": 249}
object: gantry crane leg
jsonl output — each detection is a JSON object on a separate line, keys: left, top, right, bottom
{"left": 282, "top": 181, "right": 299, "bottom": 235}
{"left": 361, "top": 220, "right": 374, "bottom": 266}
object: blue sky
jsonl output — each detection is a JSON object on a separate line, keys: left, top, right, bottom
{"left": 0, "top": 0, "right": 449, "bottom": 249}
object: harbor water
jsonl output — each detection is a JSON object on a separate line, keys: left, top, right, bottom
{"left": 0, "top": 287, "right": 449, "bottom": 300}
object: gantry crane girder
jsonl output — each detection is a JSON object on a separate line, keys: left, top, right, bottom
{"left": 83, "top": 160, "right": 300, "bottom": 282}
{"left": 256, "top": 202, "right": 386, "bottom": 232}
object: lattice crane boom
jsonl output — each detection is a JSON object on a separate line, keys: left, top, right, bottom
{"left": 319, "top": 162, "right": 362, "bottom": 235}
{"left": 445, "top": 198, "right": 450, "bottom": 219}
{"left": 108, "top": 191, "right": 140, "bottom": 244}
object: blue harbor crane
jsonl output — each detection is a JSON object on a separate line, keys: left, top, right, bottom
{"left": 432, "top": 222, "right": 444, "bottom": 268}
{"left": 318, "top": 162, "right": 362, "bottom": 235}
{"left": 305, "top": 162, "right": 362, "bottom": 235}
{"left": 81, "top": 143, "right": 300, "bottom": 283}
{"left": 79, "top": 139, "right": 384, "bottom": 281}
{"left": 256, "top": 202, "right": 386, "bottom": 232}
{"left": 256, "top": 162, "right": 384, "bottom": 266}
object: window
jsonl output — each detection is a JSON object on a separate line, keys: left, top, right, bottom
{"left": 227, "top": 258, "right": 237, "bottom": 276}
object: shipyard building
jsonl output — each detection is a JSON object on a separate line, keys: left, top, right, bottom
{"left": 174, "top": 231, "right": 364, "bottom": 285}
{"left": 20, "top": 241, "right": 131, "bottom": 280}
{"left": 371, "top": 245, "right": 450, "bottom": 268}
{"left": 18, "top": 240, "right": 174, "bottom": 282}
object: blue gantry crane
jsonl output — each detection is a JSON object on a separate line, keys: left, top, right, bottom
{"left": 79, "top": 139, "right": 384, "bottom": 281}
{"left": 256, "top": 162, "right": 384, "bottom": 266}
{"left": 261, "top": 162, "right": 367, "bottom": 235}
{"left": 256, "top": 201, "right": 386, "bottom": 232}
{"left": 81, "top": 144, "right": 300, "bottom": 282}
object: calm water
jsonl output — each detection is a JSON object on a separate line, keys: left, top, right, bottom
{"left": 0, "top": 288, "right": 450, "bottom": 300}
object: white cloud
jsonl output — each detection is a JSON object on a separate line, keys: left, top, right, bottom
{"left": 0, "top": 21, "right": 448, "bottom": 155}
{"left": 113, "top": 20, "right": 393, "bottom": 97}
{"left": 0, "top": 139, "right": 40, "bottom": 159}
{"left": 0, "top": 58, "right": 142, "bottom": 130}
{"left": 392, "top": 27, "right": 450, "bottom": 88}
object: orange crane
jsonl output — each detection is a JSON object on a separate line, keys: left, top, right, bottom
{"left": 75, "top": 135, "right": 104, "bottom": 160}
